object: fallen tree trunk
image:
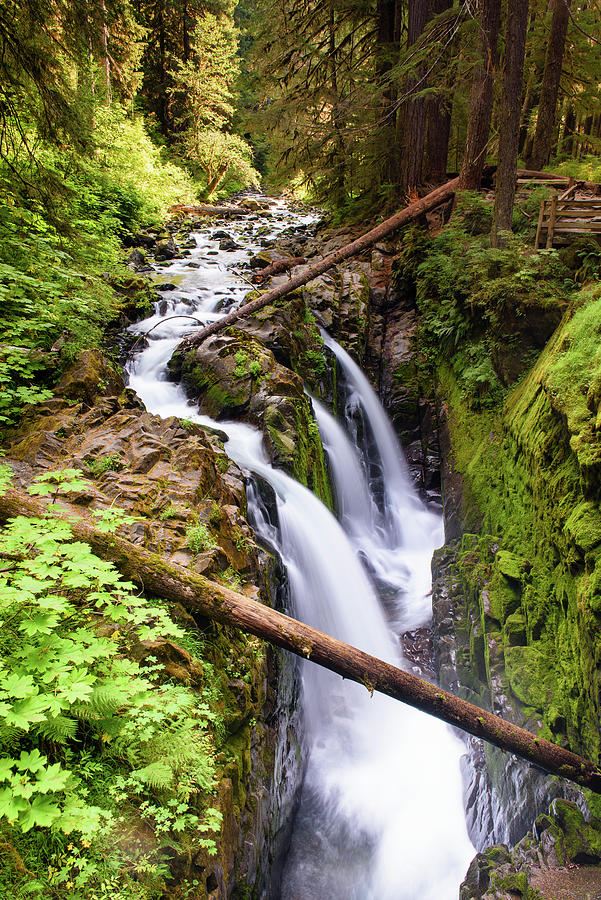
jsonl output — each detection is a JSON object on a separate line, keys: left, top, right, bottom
{"left": 3, "top": 484, "right": 601, "bottom": 794}
{"left": 251, "top": 256, "right": 307, "bottom": 282}
{"left": 180, "top": 177, "right": 460, "bottom": 350}
{"left": 169, "top": 203, "right": 256, "bottom": 218}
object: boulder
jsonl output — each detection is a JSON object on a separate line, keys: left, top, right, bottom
{"left": 126, "top": 248, "right": 146, "bottom": 270}
{"left": 155, "top": 237, "right": 179, "bottom": 261}
{"left": 54, "top": 350, "right": 126, "bottom": 406}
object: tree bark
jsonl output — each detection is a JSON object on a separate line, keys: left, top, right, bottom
{"left": 459, "top": 0, "right": 502, "bottom": 189}
{"left": 491, "top": 0, "right": 530, "bottom": 246}
{"left": 100, "top": 0, "right": 112, "bottom": 105}
{"left": 563, "top": 103, "right": 576, "bottom": 156}
{"left": 399, "top": 0, "right": 430, "bottom": 195}
{"left": 178, "top": 177, "right": 461, "bottom": 349}
{"left": 525, "top": 0, "right": 572, "bottom": 170}
{"left": 3, "top": 485, "right": 601, "bottom": 794}
{"left": 424, "top": 0, "right": 453, "bottom": 183}
{"left": 376, "top": 0, "right": 402, "bottom": 185}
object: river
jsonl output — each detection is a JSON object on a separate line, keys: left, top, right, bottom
{"left": 126, "top": 197, "right": 474, "bottom": 898}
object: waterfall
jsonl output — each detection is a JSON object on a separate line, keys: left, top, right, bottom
{"left": 126, "top": 200, "right": 474, "bottom": 898}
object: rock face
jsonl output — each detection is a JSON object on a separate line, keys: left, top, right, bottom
{"left": 425, "top": 285, "right": 601, "bottom": 886}
{"left": 4, "top": 356, "right": 304, "bottom": 899}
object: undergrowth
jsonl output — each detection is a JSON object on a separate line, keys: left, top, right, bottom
{"left": 0, "top": 465, "right": 223, "bottom": 898}
{"left": 0, "top": 105, "right": 197, "bottom": 431}
{"left": 394, "top": 193, "right": 575, "bottom": 408}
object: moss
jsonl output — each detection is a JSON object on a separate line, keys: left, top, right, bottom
{"left": 564, "top": 502, "right": 601, "bottom": 553}
{"left": 436, "top": 287, "right": 601, "bottom": 759}
{"left": 505, "top": 644, "right": 554, "bottom": 708}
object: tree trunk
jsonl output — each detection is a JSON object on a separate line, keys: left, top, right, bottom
{"left": 328, "top": 4, "right": 346, "bottom": 202}
{"left": 459, "top": 0, "right": 502, "bottom": 189}
{"left": 3, "top": 485, "right": 601, "bottom": 794}
{"left": 182, "top": 1, "right": 190, "bottom": 62}
{"left": 563, "top": 103, "right": 576, "bottom": 156}
{"left": 425, "top": 97, "right": 451, "bottom": 183}
{"left": 424, "top": 0, "right": 454, "bottom": 183}
{"left": 376, "top": 0, "right": 402, "bottom": 185}
{"left": 179, "top": 177, "right": 461, "bottom": 349}
{"left": 399, "top": 0, "right": 430, "bottom": 195}
{"left": 491, "top": 0, "right": 530, "bottom": 246}
{"left": 525, "top": 0, "right": 572, "bottom": 170}
{"left": 100, "top": 0, "right": 112, "bottom": 105}
{"left": 517, "top": 3, "right": 540, "bottom": 157}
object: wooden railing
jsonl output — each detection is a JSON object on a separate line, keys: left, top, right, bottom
{"left": 534, "top": 180, "right": 601, "bottom": 248}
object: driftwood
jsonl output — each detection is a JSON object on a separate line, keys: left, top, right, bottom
{"left": 251, "top": 256, "right": 307, "bottom": 282}
{"left": 2, "top": 485, "right": 601, "bottom": 794}
{"left": 169, "top": 203, "right": 257, "bottom": 218}
{"left": 180, "top": 177, "right": 461, "bottom": 350}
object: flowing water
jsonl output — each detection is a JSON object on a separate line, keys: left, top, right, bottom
{"left": 126, "top": 198, "right": 474, "bottom": 898}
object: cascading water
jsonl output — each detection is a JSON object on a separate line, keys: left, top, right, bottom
{"left": 126, "top": 198, "right": 474, "bottom": 898}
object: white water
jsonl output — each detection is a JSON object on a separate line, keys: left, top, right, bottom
{"left": 126, "top": 198, "right": 474, "bottom": 898}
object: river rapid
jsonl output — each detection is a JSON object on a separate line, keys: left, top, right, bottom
{"left": 126, "top": 197, "right": 475, "bottom": 898}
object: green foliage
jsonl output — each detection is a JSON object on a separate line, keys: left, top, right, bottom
{"left": 186, "top": 524, "right": 218, "bottom": 553}
{"left": 169, "top": 12, "right": 259, "bottom": 198}
{"left": 87, "top": 454, "right": 125, "bottom": 478}
{"left": 0, "top": 349, "right": 54, "bottom": 426}
{"left": 397, "top": 201, "right": 573, "bottom": 406}
{"left": 28, "top": 469, "right": 91, "bottom": 501}
{"left": 93, "top": 106, "right": 197, "bottom": 221}
{"left": 0, "top": 470, "right": 224, "bottom": 896}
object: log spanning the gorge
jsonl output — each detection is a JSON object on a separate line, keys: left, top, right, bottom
{"left": 3, "top": 484, "right": 601, "bottom": 794}
{"left": 180, "top": 177, "right": 460, "bottom": 350}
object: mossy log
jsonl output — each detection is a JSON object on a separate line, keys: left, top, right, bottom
{"left": 3, "top": 484, "right": 601, "bottom": 794}
{"left": 180, "top": 177, "right": 461, "bottom": 350}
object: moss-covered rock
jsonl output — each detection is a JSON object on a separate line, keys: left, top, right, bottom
{"left": 169, "top": 328, "right": 333, "bottom": 508}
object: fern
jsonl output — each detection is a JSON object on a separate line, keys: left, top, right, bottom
{"left": 133, "top": 761, "right": 174, "bottom": 791}
{"left": 38, "top": 715, "right": 78, "bottom": 743}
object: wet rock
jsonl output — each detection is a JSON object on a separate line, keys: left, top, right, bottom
{"left": 169, "top": 327, "right": 332, "bottom": 505}
{"left": 220, "top": 239, "right": 242, "bottom": 251}
{"left": 239, "top": 198, "right": 262, "bottom": 212}
{"left": 123, "top": 232, "right": 156, "bottom": 249}
{"left": 126, "top": 248, "right": 146, "bottom": 270}
{"left": 54, "top": 350, "right": 126, "bottom": 406}
{"left": 130, "top": 637, "right": 202, "bottom": 684}
{"left": 155, "top": 237, "right": 179, "bottom": 260}
{"left": 155, "top": 282, "right": 177, "bottom": 291}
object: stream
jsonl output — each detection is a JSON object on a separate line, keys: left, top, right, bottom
{"left": 126, "top": 198, "right": 475, "bottom": 898}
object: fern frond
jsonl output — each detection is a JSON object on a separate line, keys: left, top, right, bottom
{"left": 37, "top": 714, "right": 78, "bottom": 743}
{"left": 133, "top": 761, "right": 174, "bottom": 790}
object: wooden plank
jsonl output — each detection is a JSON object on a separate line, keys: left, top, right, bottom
{"left": 552, "top": 224, "right": 601, "bottom": 232}
{"left": 557, "top": 199, "right": 601, "bottom": 208}
{"left": 546, "top": 195, "right": 558, "bottom": 248}
{"left": 535, "top": 200, "right": 547, "bottom": 249}
{"left": 554, "top": 211, "right": 601, "bottom": 220}
{"left": 558, "top": 181, "right": 577, "bottom": 202}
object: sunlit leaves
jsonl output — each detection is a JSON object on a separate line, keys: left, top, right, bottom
{"left": 0, "top": 496, "right": 220, "bottom": 866}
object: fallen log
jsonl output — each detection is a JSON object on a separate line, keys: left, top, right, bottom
{"left": 3, "top": 485, "right": 601, "bottom": 792}
{"left": 169, "top": 203, "right": 254, "bottom": 218}
{"left": 180, "top": 177, "right": 460, "bottom": 350}
{"left": 250, "top": 256, "right": 307, "bottom": 282}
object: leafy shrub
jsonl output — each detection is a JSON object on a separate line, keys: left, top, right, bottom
{"left": 87, "top": 453, "right": 125, "bottom": 477}
{"left": 0, "top": 468, "right": 222, "bottom": 896}
{"left": 396, "top": 200, "right": 573, "bottom": 406}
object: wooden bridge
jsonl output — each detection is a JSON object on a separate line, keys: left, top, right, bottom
{"left": 533, "top": 178, "right": 601, "bottom": 249}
